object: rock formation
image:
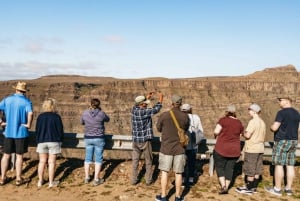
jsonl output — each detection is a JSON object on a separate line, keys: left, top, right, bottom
{"left": 0, "top": 65, "right": 299, "bottom": 141}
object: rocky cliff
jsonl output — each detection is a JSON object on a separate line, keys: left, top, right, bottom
{"left": 0, "top": 65, "right": 299, "bottom": 141}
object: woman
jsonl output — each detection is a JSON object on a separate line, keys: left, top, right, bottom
{"left": 36, "top": 98, "right": 64, "bottom": 188}
{"left": 213, "top": 104, "right": 244, "bottom": 194}
{"left": 181, "top": 103, "right": 204, "bottom": 186}
{"left": 81, "top": 98, "right": 110, "bottom": 186}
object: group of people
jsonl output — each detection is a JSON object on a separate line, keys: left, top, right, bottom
{"left": 0, "top": 81, "right": 110, "bottom": 188}
{"left": 131, "top": 91, "right": 300, "bottom": 200}
{"left": 0, "top": 81, "right": 299, "bottom": 200}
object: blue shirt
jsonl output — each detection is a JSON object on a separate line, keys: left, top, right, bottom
{"left": 0, "top": 93, "right": 33, "bottom": 138}
{"left": 131, "top": 102, "right": 162, "bottom": 143}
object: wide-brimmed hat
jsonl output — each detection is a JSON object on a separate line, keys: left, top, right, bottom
{"left": 135, "top": 95, "right": 150, "bottom": 105}
{"left": 12, "top": 82, "right": 28, "bottom": 92}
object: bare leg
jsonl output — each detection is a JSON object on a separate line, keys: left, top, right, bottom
{"left": 48, "top": 154, "right": 57, "bottom": 184}
{"left": 175, "top": 173, "right": 183, "bottom": 198}
{"left": 84, "top": 162, "right": 90, "bottom": 180}
{"left": 161, "top": 171, "right": 168, "bottom": 197}
{"left": 15, "top": 154, "right": 23, "bottom": 181}
{"left": 38, "top": 153, "right": 48, "bottom": 183}
{"left": 1, "top": 153, "right": 10, "bottom": 180}
{"left": 94, "top": 163, "right": 102, "bottom": 181}
{"left": 274, "top": 165, "right": 284, "bottom": 190}
{"left": 218, "top": 176, "right": 225, "bottom": 188}
{"left": 285, "top": 165, "right": 295, "bottom": 190}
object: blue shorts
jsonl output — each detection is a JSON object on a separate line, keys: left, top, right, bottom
{"left": 84, "top": 138, "right": 105, "bottom": 165}
{"left": 272, "top": 140, "right": 298, "bottom": 166}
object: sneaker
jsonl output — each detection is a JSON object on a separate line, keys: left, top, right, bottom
{"left": 175, "top": 196, "right": 184, "bottom": 201}
{"left": 155, "top": 194, "right": 167, "bottom": 201}
{"left": 48, "top": 180, "right": 60, "bottom": 188}
{"left": 37, "top": 180, "right": 43, "bottom": 188}
{"left": 284, "top": 189, "right": 293, "bottom": 196}
{"left": 219, "top": 187, "right": 228, "bottom": 195}
{"left": 265, "top": 187, "right": 282, "bottom": 196}
{"left": 93, "top": 178, "right": 104, "bottom": 186}
{"left": 84, "top": 177, "right": 91, "bottom": 184}
{"left": 235, "top": 187, "right": 253, "bottom": 195}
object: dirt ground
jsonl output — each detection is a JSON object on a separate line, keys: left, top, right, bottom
{"left": 1, "top": 155, "right": 300, "bottom": 201}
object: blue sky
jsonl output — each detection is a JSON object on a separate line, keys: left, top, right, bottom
{"left": 0, "top": 0, "right": 299, "bottom": 81}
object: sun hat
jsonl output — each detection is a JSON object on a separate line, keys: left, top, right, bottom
{"left": 12, "top": 82, "right": 28, "bottom": 92}
{"left": 248, "top": 103, "right": 261, "bottom": 113}
{"left": 135, "top": 95, "right": 150, "bottom": 105}
{"left": 181, "top": 104, "right": 191, "bottom": 111}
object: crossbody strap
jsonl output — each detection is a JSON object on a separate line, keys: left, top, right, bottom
{"left": 170, "top": 110, "right": 180, "bottom": 130}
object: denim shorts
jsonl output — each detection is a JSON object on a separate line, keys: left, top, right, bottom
{"left": 84, "top": 138, "right": 105, "bottom": 165}
{"left": 158, "top": 152, "right": 186, "bottom": 173}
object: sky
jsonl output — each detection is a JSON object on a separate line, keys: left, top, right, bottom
{"left": 0, "top": 0, "right": 300, "bottom": 81}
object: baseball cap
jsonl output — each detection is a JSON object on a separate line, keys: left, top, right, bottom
{"left": 248, "top": 103, "right": 261, "bottom": 113}
{"left": 135, "top": 95, "right": 151, "bottom": 104}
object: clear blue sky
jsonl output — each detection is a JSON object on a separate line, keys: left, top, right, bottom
{"left": 0, "top": 0, "right": 299, "bottom": 81}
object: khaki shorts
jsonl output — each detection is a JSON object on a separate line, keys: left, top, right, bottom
{"left": 37, "top": 142, "right": 61, "bottom": 154}
{"left": 158, "top": 152, "right": 186, "bottom": 173}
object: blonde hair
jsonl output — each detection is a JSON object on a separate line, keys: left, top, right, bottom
{"left": 42, "top": 98, "right": 57, "bottom": 112}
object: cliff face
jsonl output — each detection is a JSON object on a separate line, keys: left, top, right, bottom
{"left": 0, "top": 65, "right": 299, "bottom": 141}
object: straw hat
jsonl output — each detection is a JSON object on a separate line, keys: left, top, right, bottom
{"left": 13, "top": 82, "right": 28, "bottom": 92}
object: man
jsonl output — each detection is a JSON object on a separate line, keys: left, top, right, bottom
{"left": 131, "top": 91, "right": 163, "bottom": 185}
{"left": 236, "top": 103, "right": 266, "bottom": 195}
{"left": 0, "top": 82, "right": 33, "bottom": 186}
{"left": 155, "top": 95, "right": 189, "bottom": 201}
{"left": 265, "top": 96, "right": 300, "bottom": 196}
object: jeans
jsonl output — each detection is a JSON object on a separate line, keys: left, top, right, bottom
{"left": 84, "top": 138, "right": 105, "bottom": 165}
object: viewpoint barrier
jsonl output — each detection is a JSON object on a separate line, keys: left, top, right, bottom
{"left": 1, "top": 131, "right": 300, "bottom": 176}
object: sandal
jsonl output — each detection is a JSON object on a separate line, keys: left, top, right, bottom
{"left": 16, "top": 177, "right": 30, "bottom": 186}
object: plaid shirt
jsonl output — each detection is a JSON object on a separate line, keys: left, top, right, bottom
{"left": 131, "top": 102, "right": 162, "bottom": 143}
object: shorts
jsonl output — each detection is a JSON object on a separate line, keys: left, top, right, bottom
{"left": 84, "top": 138, "right": 105, "bottom": 165}
{"left": 36, "top": 142, "right": 62, "bottom": 154}
{"left": 243, "top": 152, "right": 263, "bottom": 176}
{"left": 3, "top": 137, "right": 28, "bottom": 155}
{"left": 158, "top": 152, "right": 186, "bottom": 173}
{"left": 272, "top": 140, "right": 298, "bottom": 166}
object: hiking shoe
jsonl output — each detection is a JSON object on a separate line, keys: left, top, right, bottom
{"left": 265, "top": 187, "right": 282, "bottom": 196}
{"left": 175, "top": 196, "right": 184, "bottom": 201}
{"left": 48, "top": 180, "right": 60, "bottom": 188}
{"left": 155, "top": 194, "right": 167, "bottom": 201}
{"left": 284, "top": 189, "right": 293, "bottom": 196}
{"left": 93, "top": 178, "right": 104, "bottom": 186}
{"left": 235, "top": 187, "right": 253, "bottom": 195}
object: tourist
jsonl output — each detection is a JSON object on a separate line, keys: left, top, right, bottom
{"left": 213, "top": 104, "right": 244, "bottom": 194}
{"left": 36, "top": 98, "right": 64, "bottom": 188}
{"left": 131, "top": 91, "right": 163, "bottom": 185}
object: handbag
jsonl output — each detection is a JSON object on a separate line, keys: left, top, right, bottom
{"left": 170, "top": 110, "right": 189, "bottom": 147}
{"left": 191, "top": 115, "right": 205, "bottom": 144}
